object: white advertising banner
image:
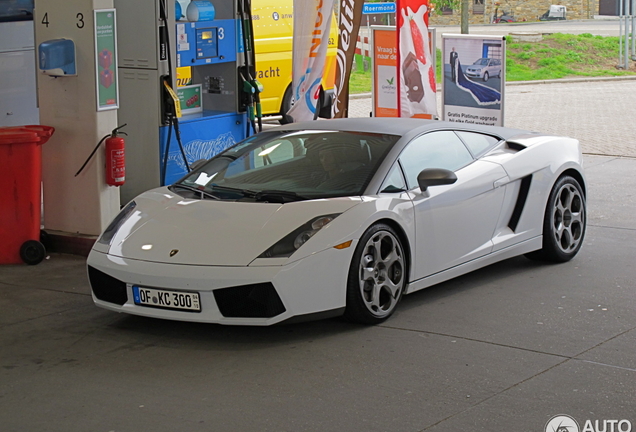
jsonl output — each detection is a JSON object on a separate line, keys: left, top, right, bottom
{"left": 288, "top": 0, "right": 336, "bottom": 122}
{"left": 442, "top": 34, "right": 506, "bottom": 126}
{"left": 397, "top": 0, "right": 437, "bottom": 118}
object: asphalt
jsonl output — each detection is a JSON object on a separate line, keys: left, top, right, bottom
{"left": 1, "top": 79, "right": 635, "bottom": 431}
{"left": 347, "top": 76, "right": 636, "bottom": 158}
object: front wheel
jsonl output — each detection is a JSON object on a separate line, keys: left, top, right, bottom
{"left": 279, "top": 86, "right": 294, "bottom": 125}
{"left": 344, "top": 224, "right": 407, "bottom": 325}
{"left": 483, "top": 71, "right": 489, "bottom": 82}
{"left": 526, "top": 175, "right": 586, "bottom": 262}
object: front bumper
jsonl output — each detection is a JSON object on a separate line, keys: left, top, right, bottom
{"left": 87, "top": 244, "right": 355, "bottom": 326}
{"left": 465, "top": 70, "right": 483, "bottom": 78}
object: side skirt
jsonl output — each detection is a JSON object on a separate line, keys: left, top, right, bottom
{"left": 405, "top": 236, "right": 542, "bottom": 295}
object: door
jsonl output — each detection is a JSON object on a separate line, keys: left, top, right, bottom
{"left": 398, "top": 131, "right": 508, "bottom": 279}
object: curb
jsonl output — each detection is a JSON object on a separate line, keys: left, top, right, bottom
{"left": 504, "top": 75, "right": 636, "bottom": 85}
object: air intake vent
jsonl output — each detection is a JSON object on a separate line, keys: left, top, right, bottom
{"left": 508, "top": 175, "right": 533, "bottom": 231}
{"left": 88, "top": 266, "right": 128, "bottom": 306}
{"left": 506, "top": 141, "right": 526, "bottom": 152}
{"left": 214, "top": 283, "right": 286, "bottom": 318}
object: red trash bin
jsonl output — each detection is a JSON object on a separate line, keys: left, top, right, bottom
{"left": 0, "top": 125, "right": 55, "bottom": 265}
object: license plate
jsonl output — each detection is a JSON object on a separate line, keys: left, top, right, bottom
{"left": 132, "top": 286, "right": 201, "bottom": 312}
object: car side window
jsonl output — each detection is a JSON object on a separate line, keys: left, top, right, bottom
{"left": 380, "top": 164, "right": 407, "bottom": 193}
{"left": 455, "top": 131, "right": 500, "bottom": 158}
{"left": 399, "top": 131, "right": 473, "bottom": 189}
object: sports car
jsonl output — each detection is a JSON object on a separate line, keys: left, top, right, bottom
{"left": 87, "top": 118, "right": 586, "bottom": 325}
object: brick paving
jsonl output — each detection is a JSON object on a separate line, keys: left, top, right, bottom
{"left": 347, "top": 77, "right": 636, "bottom": 158}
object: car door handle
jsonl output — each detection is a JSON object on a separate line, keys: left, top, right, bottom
{"left": 494, "top": 176, "right": 510, "bottom": 188}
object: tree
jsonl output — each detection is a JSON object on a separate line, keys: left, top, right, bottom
{"left": 430, "top": 0, "right": 470, "bottom": 34}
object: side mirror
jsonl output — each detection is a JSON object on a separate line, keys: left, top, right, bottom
{"left": 417, "top": 168, "right": 457, "bottom": 191}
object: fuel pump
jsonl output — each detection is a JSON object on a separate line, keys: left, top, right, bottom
{"left": 158, "top": 0, "right": 252, "bottom": 185}
{"left": 114, "top": 0, "right": 251, "bottom": 203}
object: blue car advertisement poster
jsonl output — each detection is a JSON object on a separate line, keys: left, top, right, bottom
{"left": 442, "top": 34, "right": 506, "bottom": 126}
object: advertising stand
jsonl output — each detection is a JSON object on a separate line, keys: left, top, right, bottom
{"left": 371, "top": 25, "right": 436, "bottom": 119}
{"left": 441, "top": 34, "right": 506, "bottom": 126}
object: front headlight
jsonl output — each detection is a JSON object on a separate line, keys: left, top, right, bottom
{"left": 97, "top": 201, "right": 137, "bottom": 245}
{"left": 259, "top": 214, "right": 340, "bottom": 258}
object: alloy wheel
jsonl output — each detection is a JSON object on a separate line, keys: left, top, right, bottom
{"left": 550, "top": 182, "right": 585, "bottom": 254}
{"left": 358, "top": 230, "right": 405, "bottom": 318}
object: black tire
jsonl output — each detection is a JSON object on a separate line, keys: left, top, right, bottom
{"left": 279, "top": 85, "right": 294, "bottom": 124}
{"left": 483, "top": 71, "right": 489, "bottom": 82}
{"left": 344, "top": 224, "right": 407, "bottom": 325}
{"left": 526, "top": 175, "right": 586, "bottom": 262}
{"left": 279, "top": 85, "right": 324, "bottom": 124}
{"left": 318, "top": 89, "right": 331, "bottom": 119}
{"left": 20, "top": 240, "right": 46, "bottom": 265}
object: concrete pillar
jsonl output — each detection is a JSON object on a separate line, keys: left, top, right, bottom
{"left": 34, "top": 0, "right": 120, "bottom": 238}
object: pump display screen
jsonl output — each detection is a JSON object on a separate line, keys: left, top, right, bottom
{"left": 196, "top": 28, "right": 218, "bottom": 59}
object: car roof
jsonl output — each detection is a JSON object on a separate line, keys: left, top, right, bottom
{"left": 271, "top": 118, "right": 534, "bottom": 142}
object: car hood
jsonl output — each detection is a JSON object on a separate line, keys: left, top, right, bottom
{"left": 105, "top": 188, "right": 361, "bottom": 266}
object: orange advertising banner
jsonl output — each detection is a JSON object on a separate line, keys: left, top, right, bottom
{"left": 372, "top": 26, "right": 435, "bottom": 119}
{"left": 373, "top": 28, "right": 399, "bottom": 117}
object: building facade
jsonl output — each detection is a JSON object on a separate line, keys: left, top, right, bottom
{"left": 429, "top": 0, "right": 602, "bottom": 25}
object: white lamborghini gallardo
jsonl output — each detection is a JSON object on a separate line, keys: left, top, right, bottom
{"left": 87, "top": 118, "right": 586, "bottom": 325}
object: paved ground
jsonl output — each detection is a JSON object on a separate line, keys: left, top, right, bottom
{"left": 348, "top": 77, "right": 636, "bottom": 157}
{"left": 1, "top": 79, "right": 635, "bottom": 431}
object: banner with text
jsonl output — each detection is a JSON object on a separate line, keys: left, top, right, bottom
{"left": 289, "top": 0, "right": 336, "bottom": 122}
{"left": 396, "top": 0, "right": 437, "bottom": 118}
{"left": 332, "top": 0, "right": 364, "bottom": 118}
{"left": 372, "top": 25, "right": 435, "bottom": 118}
{"left": 442, "top": 34, "right": 506, "bottom": 126}
{"left": 94, "top": 9, "right": 119, "bottom": 111}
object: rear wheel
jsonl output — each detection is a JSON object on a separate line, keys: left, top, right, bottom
{"left": 20, "top": 240, "right": 46, "bottom": 265}
{"left": 526, "top": 175, "right": 586, "bottom": 262}
{"left": 279, "top": 85, "right": 324, "bottom": 125}
{"left": 344, "top": 224, "right": 406, "bottom": 325}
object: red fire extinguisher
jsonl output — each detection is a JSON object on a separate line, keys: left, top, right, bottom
{"left": 75, "top": 124, "right": 127, "bottom": 186}
{"left": 105, "top": 126, "right": 126, "bottom": 186}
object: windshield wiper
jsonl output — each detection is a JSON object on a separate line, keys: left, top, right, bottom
{"left": 254, "top": 190, "right": 307, "bottom": 203}
{"left": 215, "top": 154, "right": 237, "bottom": 161}
{"left": 209, "top": 184, "right": 257, "bottom": 198}
{"left": 170, "top": 184, "right": 220, "bottom": 200}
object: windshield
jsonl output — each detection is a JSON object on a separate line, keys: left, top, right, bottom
{"left": 174, "top": 130, "right": 400, "bottom": 202}
{"left": 473, "top": 58, "right": 490, "bottom": 66}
